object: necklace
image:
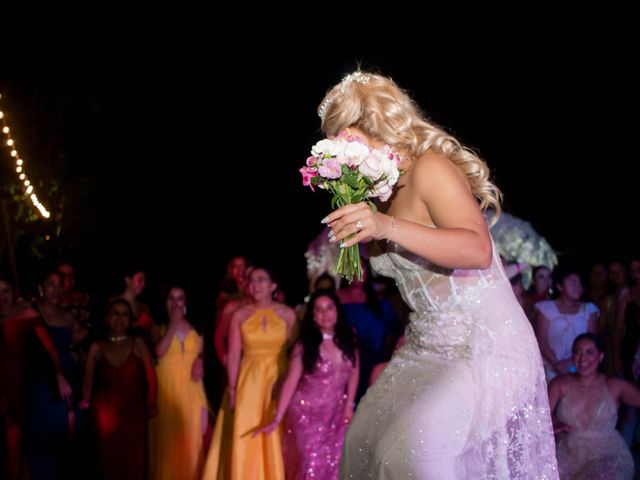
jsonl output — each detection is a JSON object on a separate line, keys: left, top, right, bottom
{"left": 322, "top": 332, "right": 334, "bottom": 340}
{"left": 108, "top": 335, "right": 128, "bottom": 343}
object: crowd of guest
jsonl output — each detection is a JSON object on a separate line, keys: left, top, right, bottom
{"left": 2, "top": 252, "right": 640, "bottom": 479}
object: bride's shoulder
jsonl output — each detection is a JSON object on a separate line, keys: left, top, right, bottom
{"left": 410, "top": 151, "right": 470, "bottom": 194}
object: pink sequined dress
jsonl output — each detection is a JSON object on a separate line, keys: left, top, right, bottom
{"left": 283, "top": 356, "right": 353, "bottom": 480}
{"left": 340, "top": 241, "right": 558, "bottom": 479}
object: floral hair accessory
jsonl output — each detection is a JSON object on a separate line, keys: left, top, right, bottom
{"left": 318, "top": 71, "right": 371, "bottom": 120}
{"left": 300, "top": 130, "right": 402, "bottom": 282}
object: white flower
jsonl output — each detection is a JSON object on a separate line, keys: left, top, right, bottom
{"left": 380, "top": 156, "right": 399, "bottom": 186}
{"left": 358, "top": 149, "right": 386, "bottom": 180}
{"left": 312, "top": 138, "right": 344, "bottom": 158}
{"left": 369, "top": 182, "right": 394, "bottom": 201}
{"left": 344, "top": 141, "right": 370, "bottom": 167}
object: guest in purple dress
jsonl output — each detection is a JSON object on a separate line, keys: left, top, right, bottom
{"left": 253, "top": 289, "right": 359, "bottom": 480}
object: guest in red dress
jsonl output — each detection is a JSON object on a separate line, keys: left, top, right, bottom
{"left": 80, "top": 298, "right": 157, "bottom": 480}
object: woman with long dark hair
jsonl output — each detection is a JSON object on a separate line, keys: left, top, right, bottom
{"left": 253, "top": 289, "right": 359, "bottom": 480}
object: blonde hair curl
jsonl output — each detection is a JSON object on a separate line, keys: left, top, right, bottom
{"left": 319, "top": 72, "right": 502, "bottom": 222}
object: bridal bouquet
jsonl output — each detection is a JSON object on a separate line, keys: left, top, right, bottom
{"left": 300, "top": 131, "right": 402, "bottom": 282}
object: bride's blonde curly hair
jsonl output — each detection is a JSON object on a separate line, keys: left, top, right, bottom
{"left": 319, "top": 71, "right": 502, "bottom": 221}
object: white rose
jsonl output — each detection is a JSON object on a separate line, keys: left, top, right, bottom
{"left": 311, "top": 139, "right": 336, "bottom": 157}
{"left": 369, "top": 182, "right": 394, "bottom": 202}
{"left": 330, "top": 139, "right": 348, "bottom": 157}
{"left": 344, "top": 141, "right": 370, "bottom": 167}
{"left": 358, "top": 150, "right": 386, "bottom": 180}
{"left": 382, "top": 159, "right": 400, "bottom": 186}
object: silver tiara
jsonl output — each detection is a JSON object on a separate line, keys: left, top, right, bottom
{"left": 318, "top": 71, "right": 371, "bottom": 120}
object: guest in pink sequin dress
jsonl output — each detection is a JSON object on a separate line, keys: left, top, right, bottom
{"left": 254, "top": 289, "right": 359, "bottom": 480}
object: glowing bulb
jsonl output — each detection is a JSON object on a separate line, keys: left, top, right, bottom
{"left": 1, "top": 94, "right": 51, "bottom": 220}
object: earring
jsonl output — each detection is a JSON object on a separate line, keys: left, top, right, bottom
{"left": 183, "top": 306, "right": 187, "bottom": 316}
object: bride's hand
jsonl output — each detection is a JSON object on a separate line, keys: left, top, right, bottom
{"left": 323, "top": 203, "right": 393, "bottom": 248}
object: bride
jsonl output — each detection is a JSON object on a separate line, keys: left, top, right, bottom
{"left": 319, "top": 71, "right": 558, "bottom": 479}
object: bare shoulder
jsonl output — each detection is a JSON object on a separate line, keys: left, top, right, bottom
{"left": 222, "top": 298, "right": 241, "bottom": 315}
{"left": 133, "top": 337, "right": 151, "bottom": 357}
{"left": 617, "top": 287, "right": 631, "bottom": 304}
{"left": 410, "top": 151, "right": 470, "bottom": 193}
{"left": 18, "top": 306, "right": 39, "bottom": 319}
{"left": 231, "top": 304, "right": 255, "bottom": 325}
{"left": 291, "top": 341, "right": 303, "bottom": 357}
{"left": 274, "top": 303, "right": 296, "bottom": 325}
{"left": 87, "top": 341, "right": 102, "bottom": 360}
{"left": 549, "top": 373, "right": 573, "bottom": 392}
{"left": 409, "top": 151, "right": 488, "bottom": 235}
{"left": 606, "top": 376, "right": 628, "bottom": 395}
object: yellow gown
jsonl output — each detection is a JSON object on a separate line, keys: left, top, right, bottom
{"left": 203, "top": 308, "right": 288, "bottom": 480}
{"left": 149, "top": 329, "right": 209, "bottom": 480}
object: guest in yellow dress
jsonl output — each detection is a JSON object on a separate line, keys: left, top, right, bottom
{"left": 149, "top": 286, "right": 209, "bottom": 480}
{"left": 203, "top": 267, "right": 295, "bottom": 480}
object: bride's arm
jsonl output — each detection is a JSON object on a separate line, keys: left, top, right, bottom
{"left": 325, "top": 154, "right": 492, "bottom": 270}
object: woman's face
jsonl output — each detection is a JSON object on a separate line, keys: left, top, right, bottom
{"left": 588, "top": 264, "right": 608, "bottom": 289}
{"left": 572, "top": 338, "right": 603, "bottom": 376}
{"left": 229, "top": 257, "right": 248, "bottom": 286}
{"left": 609, "top": 262, "right": 627, "bottom": 288}
{"left": 166, "top": 287, "right": 186, "bottom": 316}
{"left": 313, "top": 295, "right": 338, "bottom": 333}
{"left": 248, "top": 269, "right": 275, "bottom": 302}
{"left": 58, "top": 263, "right": 75, "bottom": 293}
{"left": 106, "top": 302, "right": 132, "bottom": 335}
{"left": 558, "top": 274, "right": 583, "bottom": 301}
{"left": 42, "top": 273, "right": 63, "bottom": 306}
{"left": 533, "top": 267, "right": 552, "bottom": 293}
{"left": 0, "top": 280, "right": 14, "bottom": 313}
{"left": 126, "top": 272, "right": 146, "bottom": 296}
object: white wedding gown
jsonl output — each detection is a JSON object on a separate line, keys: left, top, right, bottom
{"left": 340, "top": 241, "right": 558, "bottom": 479}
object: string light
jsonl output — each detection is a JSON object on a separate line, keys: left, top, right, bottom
{"left": 0, "top": 92, "right": 51, "bottom": 219}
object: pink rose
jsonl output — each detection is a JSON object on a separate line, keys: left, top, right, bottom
{"left": 318, "top": 158, "right": 342, "bottom": 179}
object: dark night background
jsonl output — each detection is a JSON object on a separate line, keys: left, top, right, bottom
{"left": 1, "top": 35, "right": 638, "bottom": 316}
